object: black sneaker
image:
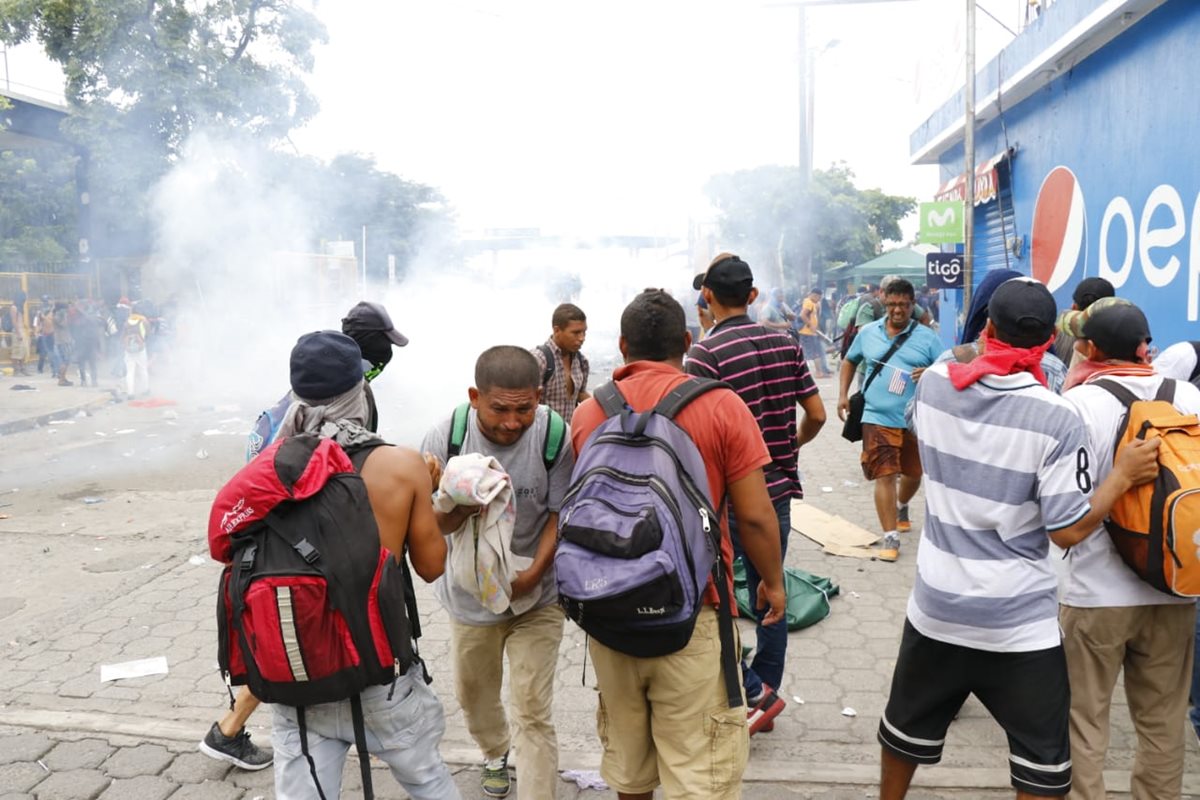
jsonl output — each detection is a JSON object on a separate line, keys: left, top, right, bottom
{"left": 199, "top": 722, "right": 273, "bottom": 770}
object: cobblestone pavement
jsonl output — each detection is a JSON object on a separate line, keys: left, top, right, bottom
{"left": 0, "top": 374, "right": 1197, "bottom": 798}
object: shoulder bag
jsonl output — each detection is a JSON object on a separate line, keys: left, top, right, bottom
{"left": 841, "top": 322, "right": 916, "bottom": 442}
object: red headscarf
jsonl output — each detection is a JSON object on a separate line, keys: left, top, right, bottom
{"left": 947, "top": 333, "right": 1055, "bottom": 390}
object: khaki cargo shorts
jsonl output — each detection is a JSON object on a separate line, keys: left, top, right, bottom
{"left": 588, "top": 606, "right": 749, "bottom": 798}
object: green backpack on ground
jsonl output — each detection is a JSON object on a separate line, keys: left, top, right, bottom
{"left": 733, "top": 558, "right": 839, "bottom": 631}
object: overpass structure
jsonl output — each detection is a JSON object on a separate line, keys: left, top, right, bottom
{"left": 0, "top": 87, "right": 70, "bottom": 149}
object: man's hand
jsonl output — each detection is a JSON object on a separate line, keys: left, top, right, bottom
{"left": 911, "top": 367, "right": 926, "bottom": 383}
{"left": 435, "top": 503, "right": 480, "bottom": 534}
{"left": 837, "top": 395, "right": 850, "bottom": 422}
{"left": 756, "top": 581, "right": 787, "bottom": 627}
{"left": 1113, "top": 437, "right": 1161, "bottom": 488}
{"left": 510, "top": 567, "right": 541, "bottom": 598}
{"left": 422, "top": 452, "right": 443, "bottom": 488}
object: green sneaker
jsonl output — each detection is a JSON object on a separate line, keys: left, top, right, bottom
{"left": 481, "top": 752, "right": 511, "bottom": 798}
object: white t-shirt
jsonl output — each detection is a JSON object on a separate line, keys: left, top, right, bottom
{"left": 1054, "top": 373, "right": 1200, "bottom": 608}
{"left": 1153, "top": 341, "right": 1200, "bottom": 383}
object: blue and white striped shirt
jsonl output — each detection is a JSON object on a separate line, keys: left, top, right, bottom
{"left": 907, "top": 363, "right": 1094, "bottom": 652}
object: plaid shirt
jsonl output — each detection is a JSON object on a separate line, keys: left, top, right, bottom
{"left": 532, "top": 338, "right": 589, "bottom": 423}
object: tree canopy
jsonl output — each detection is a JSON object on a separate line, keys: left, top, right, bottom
{"left": 0, "top": 1, "right": 455, "bottom": 283}
{"left": 0, "top": 0, "right": 328, "bottom": 258}
{"left": 0, "top": 147, "right": 77, "bottom": 267}
{"left": 704, "top": 163, "right": 916, "bottom": 291}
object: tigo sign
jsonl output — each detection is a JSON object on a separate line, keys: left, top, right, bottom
{"left": 926, "top": 253, "right": 965, "bottom": 290}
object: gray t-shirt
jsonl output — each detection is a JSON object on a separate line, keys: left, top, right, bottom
{"left": 421, "top": 405, "right": 574, "bottom": 625}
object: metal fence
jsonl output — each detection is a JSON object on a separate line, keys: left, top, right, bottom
{"left": 0, "top": 271, "right": 96, "bottom": 334}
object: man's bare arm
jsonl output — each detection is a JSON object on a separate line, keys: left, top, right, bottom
{"left": 362, "top": 446, "right": 447, "bottom": 583}
{"left": 511, "top": 512, "right": 558, "bottom": 597}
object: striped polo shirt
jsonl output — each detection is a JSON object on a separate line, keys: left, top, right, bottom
{"left": 684, "top": 314, "right": 818, "bottom": 502}
{"left": 907, "top": 363, "right": 1093, "bottom": 652}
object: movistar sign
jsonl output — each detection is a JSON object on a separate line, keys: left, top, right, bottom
{"left": 919, "top": 200, "right": 965, "bottom": 245}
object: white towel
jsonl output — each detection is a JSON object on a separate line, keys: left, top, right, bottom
{"left": 435, "top": 453, "right": 538, "bottom": 614}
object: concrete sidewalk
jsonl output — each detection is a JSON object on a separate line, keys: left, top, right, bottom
{"left": 0, "top": 368, "right": 119, "bottom": 436}
{"left": 0, "top": 374, "right": 1196, "bottom": 799}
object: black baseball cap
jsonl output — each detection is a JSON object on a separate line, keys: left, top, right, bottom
{"left": 693, "top": 253, "right": 754, "bottom": 293}
{"left": 1080, "top": 302, "right": 1151, "bottom": 361}
{"left": 1071, "top": 276, "right": 1115, "bottom": 310}
{"left": 341, "top": 301, "right": 409, "bottom": 347}
{"left": 290, "top": 331, "right": 364, "bottom": 402}
{"left": 987, "top": 277, "right": 1057, "bottom": 348}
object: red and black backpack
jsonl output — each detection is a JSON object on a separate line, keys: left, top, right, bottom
{"left": 208, "top": 433, "right": 424, "bottom": 800}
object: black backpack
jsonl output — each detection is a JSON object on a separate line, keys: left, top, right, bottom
{"left": 209, "top": 435, "right": 425, "bottom": 800}
{"left": 536, "top": 342, "right": 556, "bottom": 385}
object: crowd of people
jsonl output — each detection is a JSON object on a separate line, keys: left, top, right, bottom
{"left": 193, "top": 259, "right": 1200, "bottom": 800}
{"left": 1, "top": 291, "right": 170, "bottom": 396}
{"left": 7, "top": 257, "right": 1190, "bottom": 799}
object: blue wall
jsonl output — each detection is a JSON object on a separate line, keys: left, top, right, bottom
{"left": 933, "top": 0, "right": 1200, "bottom": 349}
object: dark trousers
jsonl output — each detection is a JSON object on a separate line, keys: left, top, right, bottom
{"left": 730, "top": 496, "right": 791, "bottom": 698}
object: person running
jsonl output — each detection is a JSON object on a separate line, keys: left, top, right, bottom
{"left": 265, "top": 331, "right": 462, "bottom": 799}
{"left": 202, "top": 301, "right": 412, "bottom": 770}
{"left": 571, "top": 289, "right": 785, "bottom": 799}
{"left": 421, "top": 346, "right": 575, "bottom": 799}
{"left": 837, "top": 278, "right": 942, "bottom": 561}
{"left": 798, "top": 287, "right": 832, "bottom": 378}
{"left": 878, "top": 277, "right": 1161, "bottom": 800}
{"left": 685, "top": 253, "right": 825, "bottom": 735}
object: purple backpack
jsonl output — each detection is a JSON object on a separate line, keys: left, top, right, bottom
{"left": 555, "top": 378, "right": 743, "bottom": 708}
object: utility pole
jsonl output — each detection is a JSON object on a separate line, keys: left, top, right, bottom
{"left": 963, "top": 0, "right": 976, "bottom": 310}
{"left": 767, "top": 0, "right": 915, "bottom": 294}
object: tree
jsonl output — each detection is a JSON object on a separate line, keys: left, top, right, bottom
{"left": 0, "top": 147, "right": 78, "bottom": 268}
{"left": 704, "top": 163, "right": 916, "bottom": 291}
{"left": 318, "top": 154, "right": 457, "bottom": 282}
{"left": 0, "top": 0, "right": 328, "bottom": 258}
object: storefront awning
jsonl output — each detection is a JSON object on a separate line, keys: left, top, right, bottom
{"left": 934, "top": 149, "right": 1012, "bottom": 206}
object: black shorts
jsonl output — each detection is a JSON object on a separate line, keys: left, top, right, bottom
{"left": 878, "top": 620, "right": 1072, "bottom": 797}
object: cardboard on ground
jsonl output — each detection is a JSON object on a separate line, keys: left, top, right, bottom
{"left": 791, "top": 500, "right": 880, "bottom": 558}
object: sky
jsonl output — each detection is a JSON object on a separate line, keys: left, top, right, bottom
{"left": 284, "top": 0, "right": 1022, "bottom": 239}
{"left": 1, "top": 0, "right": 1023, "bottom": 240}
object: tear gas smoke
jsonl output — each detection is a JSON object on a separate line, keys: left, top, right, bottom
{"left": 139, "top": 132, "right": 698, "bottom": 454}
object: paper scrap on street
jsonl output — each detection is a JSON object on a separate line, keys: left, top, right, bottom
{"left": 791, "top": 501, "right": 880, "bottom": 558}
{"left": 100, "top": 656, "right": 169, "bottom": 682}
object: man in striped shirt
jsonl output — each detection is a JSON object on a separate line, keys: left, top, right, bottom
{"left": 685, "top": 252, "right": 826, "bottom": 735}
{"left": 877, "top": 278, "right": 1161, "bottom": 799}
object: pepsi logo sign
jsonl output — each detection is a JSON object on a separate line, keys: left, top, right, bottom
{"left": 1031, "top": 166, "right": 1087, "bottom": 293}
{"left": 1029, "top": 166, "right": 1200, "bottom": 320}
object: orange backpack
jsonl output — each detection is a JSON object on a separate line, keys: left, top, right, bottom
{"left": 1094, "top": 379, "right": 1200, "bottom": 597}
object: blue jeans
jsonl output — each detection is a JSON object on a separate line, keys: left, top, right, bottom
{"left": 1191, "top": 599, "right": 1200, "bottom": 736}
{"left": 729, "top": 497, "right": 791, "bottom": 700}
{"left": 271, "top": 664, "right": 460, "bottom": 799}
